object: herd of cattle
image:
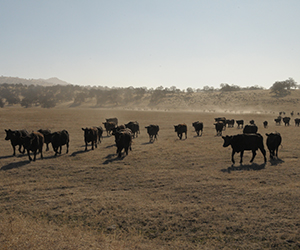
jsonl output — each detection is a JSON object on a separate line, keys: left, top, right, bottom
{"left": 4, "top": 113, "right": 295, "bottom": 164}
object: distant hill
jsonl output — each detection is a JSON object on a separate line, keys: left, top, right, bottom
{"left": 0, "top": 76, "right": 71, "bottom": 86}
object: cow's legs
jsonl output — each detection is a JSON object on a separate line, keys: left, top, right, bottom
{"left": 240, "top": 151, "right": 244, "bottom": 164}
{"left": 250, "top": 150, "right": 256, "bottom": 163}
{"left": 259, "top": 147, "right": 267, "bottom": 162}
{"left": 231, "top": 151, "right": 235, "bottom": 164}
{"left": 27, "top": 149, "right": 32, "bottom": 161}
{"left": 12, "top": 144, "right": 16, "bottom": 156}
{"left": 66, "top": 143, "right": 69, "bottom": 154}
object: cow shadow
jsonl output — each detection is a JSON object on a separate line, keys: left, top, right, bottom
{"left": 221, "top": 163, "right": 266, "bottom": 173}
{"left": 1, "top": 160, "right": 30, "bottom": 171}
{"left": 0, "top": 155, "right": 14, "bottom": 160}
{"left": 269, "top": 158, "right": 284, "bottom": 166}
{"left": 105, "top": 144, "right": 116, "bottom": 149}
{"left": 141, "top": 141, "right": 154, "bottom": 145}
{"left": 70, "top": 149, "right": 88, "bottom": 157}
{"left": 103, "top": 154, "right": 124, "bottom": 164}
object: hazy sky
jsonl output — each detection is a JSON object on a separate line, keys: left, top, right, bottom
{"left": 1, "top": 1, "right": 300, "bottom": 90}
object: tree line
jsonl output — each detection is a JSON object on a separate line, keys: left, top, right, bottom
{"left": 0, "top": 78, "right": 297, "bottom": 108}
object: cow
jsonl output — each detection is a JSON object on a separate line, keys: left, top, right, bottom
{"left": 5, "top": 129, "right": 29, "bottom": 156}
{"left": 236, "top": 120, "right": 244, "bottom": 129}
{"left": 222, "top": 133, "right": 267, "bottom": 164}
{"left": 215, "top": 117, "right": 226, "bottom": 130}
{"left": 102, "top": 122, "right": 116, "bottom": 136}
{"left": 243, "top": 124, "right": 258, "bottom": 134}
{"left": 274, "top": 117, "right": 281, "bottom": 125}
{"left": 282, "top": 117, "right": 291, "bottom": 126}
{"left": 263, "top": 121, "right": 268, "bottom": 128}
{"left": 22, "top": 132, "right": 44, "bottom": 161}
{"left": 295, "top": 118, "right": 300, "bottom": 126}
{"left": 125, "top": 121, "right": 140, "bottom": 138}
{"left": 226, "top": 119, "right": 235, "bottom": 128}
{"left": 113, "top": 130, "right": 132, "bottom": 157}
{"left": 145, "top": 125, "right": 159, "bottom": 142}
{"left": 214, "top": 121, "right": 224, "bottom": 136}
{"left": 96, "top": 126, "right": 104, "bottom": 143}
{"left": 106, "top": 117, "right": 118, "bottom": 126}
{"left": 82, "top": 127, "right": 98, "bottom": 151}
{"left": 37, "top": 129, "right": 52, "bottom": 151}
{"left": 174, "top": 124, "right": 187, "bottom": 140}
{"left": 51, "top": 130, "right": 69, "bottom": 156}
{"left": 192, "top": 121, "right": 203, "bottom": 136}
{"left": 266, "top": 132, "right": 282, "bottom": 159}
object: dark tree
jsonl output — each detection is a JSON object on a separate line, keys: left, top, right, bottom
{"left": 270, "top": 78, "right": 298, "bottom": 97}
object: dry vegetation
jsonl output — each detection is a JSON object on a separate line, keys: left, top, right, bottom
{"left": 1, "top": 92, "right": 300, "bottom": 249}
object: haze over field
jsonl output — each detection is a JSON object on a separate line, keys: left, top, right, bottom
{"left": 1, "top": 1, "right": 300, "bottom": 90}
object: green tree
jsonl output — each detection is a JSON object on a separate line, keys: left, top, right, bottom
{"left": 270, "top": 78, "right": 298, "bottom": 97}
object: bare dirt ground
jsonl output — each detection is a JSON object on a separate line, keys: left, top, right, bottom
{"left": 1, "top": 105, "right": 300, "bottom": 249}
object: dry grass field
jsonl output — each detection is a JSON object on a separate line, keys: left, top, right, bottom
{"left": 1, "top": 103, "right": 300, "bottom": 249}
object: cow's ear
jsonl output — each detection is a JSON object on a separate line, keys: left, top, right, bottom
{"left": 265, "top": 133, "right": 269, "bottom": 136}
{"left": 82, "top": 128, "right": 85, "bottom": 131}
{"left": 5, "top": 129, "right": 8, "bottom": 132}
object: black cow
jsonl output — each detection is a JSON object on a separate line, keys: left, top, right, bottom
{"left": 174, "top": 124, "right": 187, "bottom": 140}
{"left": 82, "top": 127, "right": 98, "bottom": 151}
{"left": 283, "top": 117, "right": 291, "bottom": 126}
{"left": 113, "top": 130, "right": 132, "bottom": 157}
{"left": 125, "top": 121, "right": 140, "bottom": 138}
{"left": 22, "top": 132, "right": 44, "bottom": 161}
{"left": 37, "top": 129, "right": 52, "bottom": 151}
{"left": 96, "top": 126, "right": 104, "bottom": 143}
{"left": 274, "top": 117, "right": 281, "bottom": 125}
{"left": 192, "top": 121, "right": 203, "bottom": 136}
{"left": 51, "top": 130, "right": 69, "bottom": 156}
{"left": 215, "top": 117, "right": 226, "bottom": 130}
{"left": 214, "top": 121, "right": 224, "bottom": 136}
{"left": 249, "top": 120, "right": 255, "bottom": 125}
{"left": 5, "top": 129, "right": 29, "bottom": 156}
{"left": 236, "top": 120, "right": 244, "bottom": 128}
{"left": 145, "top": 125, "right": 159, "bottom": 142}
{"left": 295, "top": 118, "right": 300, "bottom": 126}
{"left": 106, "top": 117, "right": 118, "bottom": 126}
{"left": 102, "top": 122, "right": 116, "bottom": 136}
{"left": 222, "top": 133, "right": 266, "bottom": 164}
{"left": 266, "top": 132, "right": 282, "bottom": 159}
{"left": 226, "top": 119, "right": 235, "bottom": 128}
{"left": 243, "top": 124, "right": 258, "bottom": 134}
{"left": 263, "top": 121, "right": 268, "bottom": 128}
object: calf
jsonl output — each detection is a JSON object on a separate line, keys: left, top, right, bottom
{"left": 263, "top": 121, "right": 268, "bottom": 128}
{"left": 214, "top": 121, "right": 224, "bottom": 136}
{"left": 5, "top": 129, "right": 29, "bottom": 156}
{"left": 226, "top": 119, "right": 235, "bottom": 128}
{"left": 51, "top": 130, "right": 69, "bottom": 156}
{"left": 113, "top": 130, "right": 132, "bottom": 157}
{"left": 243, "top": 124, "right": 258, "bottom": 134}
{"left": 37, "top": 129, "right": 52, "bottom": 151}
{"left": 266, "top": 133, "right": 282, "bottom": 159}
{"left": 274, "top": 117, "right": 281, "bottom": 125}
{"left": 174, "top": 124, "right": 187, "bottom": 140}
{"left": 236, "top": 120, "right": 244, "bottom": 128}
{"left": 22, "top": 132, "right": 44, "bottom": 161}
{"left": 295, "top": 118, "right": 300, "bottom": 126}
{"left": 96, "top": 126, "right": 104, "bottom": 143}
{"left": 102, "top": 122, "right": 116, "bottom": 136}
{"left": 82, "top": 127, "right": 98, "bottom": 151}
{"left": 222, "top": 133, "right": 266, "bottom": 164}
{"left": 125, "top": 121, "right": 140, "bottom": 138}
{"left": 283, "top": 117, "right": 290, "bottom": 126}
{"left": 192, "top": 121, "right": 203, "bottom": 136}
{"left": 145, "top": 125, "right": 159, "bottom": 142}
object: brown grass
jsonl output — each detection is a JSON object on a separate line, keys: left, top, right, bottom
{"left": 1, "top": 103, "right": 300, "bottom": 249}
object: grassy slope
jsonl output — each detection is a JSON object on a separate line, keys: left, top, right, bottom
{"left": 1, "top": 91, "right": 300, "bottom": 249}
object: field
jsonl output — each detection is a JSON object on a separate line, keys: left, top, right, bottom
{"left": 1, "top": 105, "right": 300, "bottom": 249}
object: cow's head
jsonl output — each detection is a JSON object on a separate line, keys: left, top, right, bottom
{"left": 21, "top": 134, "right": 34, "bottom": 149}
{"left": 174, "top": 125, "right": 178, "bottom": 132}
{"left": 222, "top": 135, "right": 232, "bottom": 147}
{"left": 5, "top": 129, "right": 13, "bottom": 140}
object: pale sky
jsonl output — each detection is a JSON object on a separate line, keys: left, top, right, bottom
{"left": 1, "top": 1, "right": 300, "bottom": 90}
